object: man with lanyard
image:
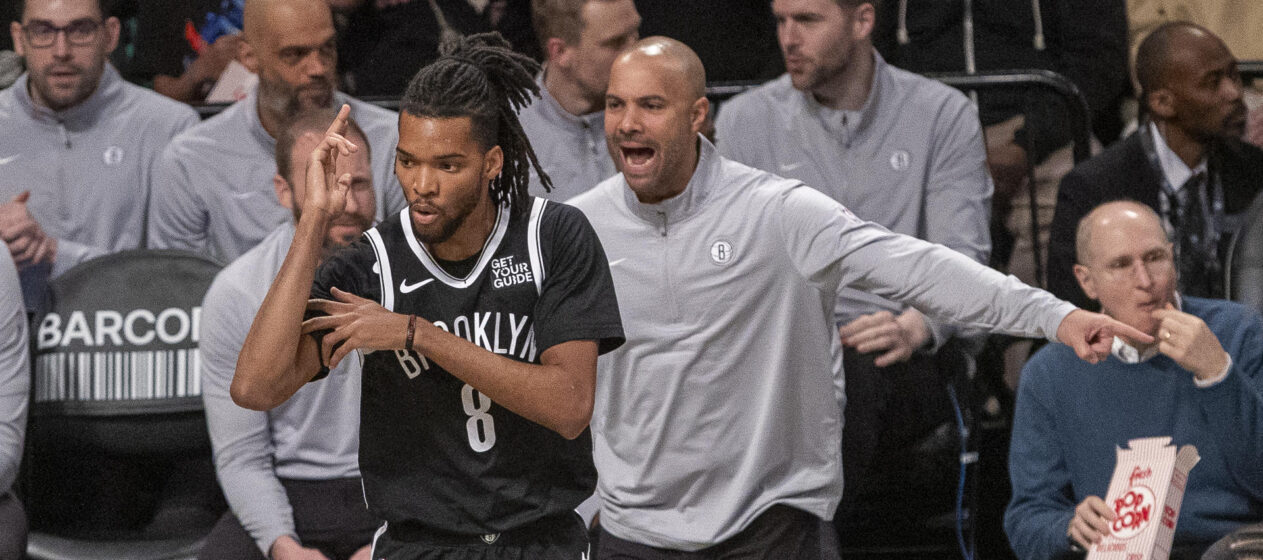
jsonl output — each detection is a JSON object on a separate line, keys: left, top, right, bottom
{"left": 1048, "top": 21, "right": 1263, "bottom": 310}
{"left": 232, "top": 33, "right": 624, "bottom": 559}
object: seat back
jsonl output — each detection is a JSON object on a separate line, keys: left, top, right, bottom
{"left": 22, "top": 250, "right": 223, "bottom": 559}
{"left": 1226, "top": 191, "right": 1263, "bottom": 316}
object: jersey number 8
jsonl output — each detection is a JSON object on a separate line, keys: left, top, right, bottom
{"left": 461, "top": 384, "right": 496, "bottom": 452}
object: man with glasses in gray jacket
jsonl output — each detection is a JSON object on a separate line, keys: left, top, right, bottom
{"left": 0, "top": 0, "right": 198, "bottom": 310}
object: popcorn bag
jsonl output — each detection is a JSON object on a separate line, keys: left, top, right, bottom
{"left": 1087, "top": 437, "right": 1200, "bottom": 560}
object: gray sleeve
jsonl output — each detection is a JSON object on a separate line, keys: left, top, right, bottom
{"left": 713, "top": 100, "right": 756, "bottom": 166}
{"left": 920, "top": 95, "right": 995, "bottom": 348}
{"left": 147, "top": 141, "right": 208, "bottom": 252}
{"left": 0, "top": 251, "right": 29, "bottom": 493}
{"left": 199, "top": 278, "right": 295, "bottom": 556}
{"left": 777, "top": 184, "right": 1074, "bottom": 342}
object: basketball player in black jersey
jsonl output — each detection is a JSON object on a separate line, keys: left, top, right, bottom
{"left": 233, "top": 33, "right": 624, "bottom": 560}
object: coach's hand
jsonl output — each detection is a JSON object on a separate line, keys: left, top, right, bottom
{"left": 1056, "top": 309, "right": 1154, "bottom": 364}
{"left": 303, "top": 287, "right": 412, "bottom": 368}
{"left": 304, "top": 104, "right": 359, "bottom": 220}
{"left": 839, "top": 309, "right": 929, "bottom": 367}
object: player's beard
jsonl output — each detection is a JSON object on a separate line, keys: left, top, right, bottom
{"left": 409, "top": 183, "right": 484, "bottom": 245}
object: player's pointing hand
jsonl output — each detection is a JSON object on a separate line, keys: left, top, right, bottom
{"left": 305, "top": 104, "right": 359, "bottom": 219}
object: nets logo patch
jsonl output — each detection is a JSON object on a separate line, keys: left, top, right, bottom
{"left": 710, "top": 240, "right": 734, "bottom": 266}
{"left": 889, "top": 150, "right": 910, "bottom": 171}
{"left": 103, "top": 146, "right": 124, "bottom": 166}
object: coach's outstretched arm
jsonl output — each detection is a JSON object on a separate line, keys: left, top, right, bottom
{"left": 232, "top": 105, "right": 358, "bottom": 411}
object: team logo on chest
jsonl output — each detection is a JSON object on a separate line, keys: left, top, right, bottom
{"left": 103, "top": 146, "right": 124, "bottom": 166}
{"left": 889, "top": 149, "right": 911, "bottom": 171}
{"left": 490, "top": 255, "right": 533, "bottom": 289}
{"left": 710, "top": 239, "right": 735, "bottom": 266}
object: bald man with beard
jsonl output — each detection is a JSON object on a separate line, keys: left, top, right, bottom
{"left": 148, "top": 0, "right": 405, "bottom": 264}
{"left": 569, "top": 37, "right": 1152, "bottom": 559}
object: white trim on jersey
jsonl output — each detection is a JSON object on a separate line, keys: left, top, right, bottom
{"left": 370, "top": 521, "right": 388, "bottom": 558}
{"left": 365, "top": 228, "right": 395, "bottom": 312}
{"left": 399, "top": 206, "right": 511, "bottom": 289}
{"left": 526, "top": 198, "right": 548, "bottom": 296}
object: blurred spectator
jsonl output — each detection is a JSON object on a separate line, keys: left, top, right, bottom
{"left": 635, "top": 0, "right": 783, "bottom": 83}
{"left": 0, "top": 50, "right": 21, "bottom": 88}
{"left": 1007, "top": 201, "right": 1263, "bottom": 560}
{"left": 0, "top": 250, "right": 29, "bottom": 560}
{"left": 874, "top": 0, "right": 1129, "bottom": 289}
{"left": 148, "top": 0, "right": 405, "bottom": 265}
{"left": 106, "top": 0, "right": 239, "bottom": 103}
{"left": 1047, "top": 23, "right": 1263, "bottom": 310}
{"left": 1126, "top": 0, "right": 1263, "bottom": 149}
{"left": 198, "top": 110, "right": 378, "bottom": 560}
{"left": 518, "top": 0, "right": 638, "bottom": 201}
{"left": 333, "top": 0, "right": 491, "bottom": 96}
{"left": 0, "top": 0, "right": 198, "bottom": 312}
{"left": 714, "top": 0, "right": 991, "bottom": 544}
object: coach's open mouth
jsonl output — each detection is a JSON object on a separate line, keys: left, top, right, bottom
{"left": 620, "top": 145, "right": 656, "bottom": 173}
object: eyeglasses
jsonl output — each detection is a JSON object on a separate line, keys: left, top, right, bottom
{"left": 22, "top": 19, "right": 102, "bottom": 48}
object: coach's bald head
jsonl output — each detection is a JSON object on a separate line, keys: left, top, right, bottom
{"left": 241, "top": 0, "right": 338, "bottom": 137}
{"left": 604, "top": 37, "right": 709, "bottom": 204}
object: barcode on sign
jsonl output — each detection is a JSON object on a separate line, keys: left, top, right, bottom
{"left": 34, "top": 350, "right": 202, "bottom": 402}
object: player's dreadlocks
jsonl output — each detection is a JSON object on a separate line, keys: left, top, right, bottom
{"left": 400, "top": 32, "right": 553, "bottom": 215}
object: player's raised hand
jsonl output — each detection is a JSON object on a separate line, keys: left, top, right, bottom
{"left": 1152, "top": 303, "right": 1229, "bottom": 381}
{"left": 304, "top": 104, "right": 358, "bottom": 219}
{"left": 1056, "top": 309, "right": 1154, "bottom": 364}
{"left": 302, "top": 287, "right": 411, "bottom": 368}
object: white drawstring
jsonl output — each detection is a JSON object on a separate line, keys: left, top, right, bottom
{"left": 1031, "top": 0, "right": 1046, "bottom": 50}
{"left": 897, "top": 0, "right": 910, "bottom": 44}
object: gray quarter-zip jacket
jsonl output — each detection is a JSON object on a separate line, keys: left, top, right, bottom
{"left": 147, "top": 86, "right": 406, "bottom": 264}
{"left": 569, "top": 137, "right": 1073, "bottom": 551}
{"left": 200, "top": 223, "right": 362, "bottom": 555}
{"left": 519, "top": 73, "right": 617, "bottom": 202}
{"left": 0, "top": 65, "right": 199, "bottom": 307}
{"left": 716, "top": 51, "right": 992, "bottom": 347}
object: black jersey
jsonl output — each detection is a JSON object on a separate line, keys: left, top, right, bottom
{"left": 310, "top": 197, "right": 624, "bottom": 534}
